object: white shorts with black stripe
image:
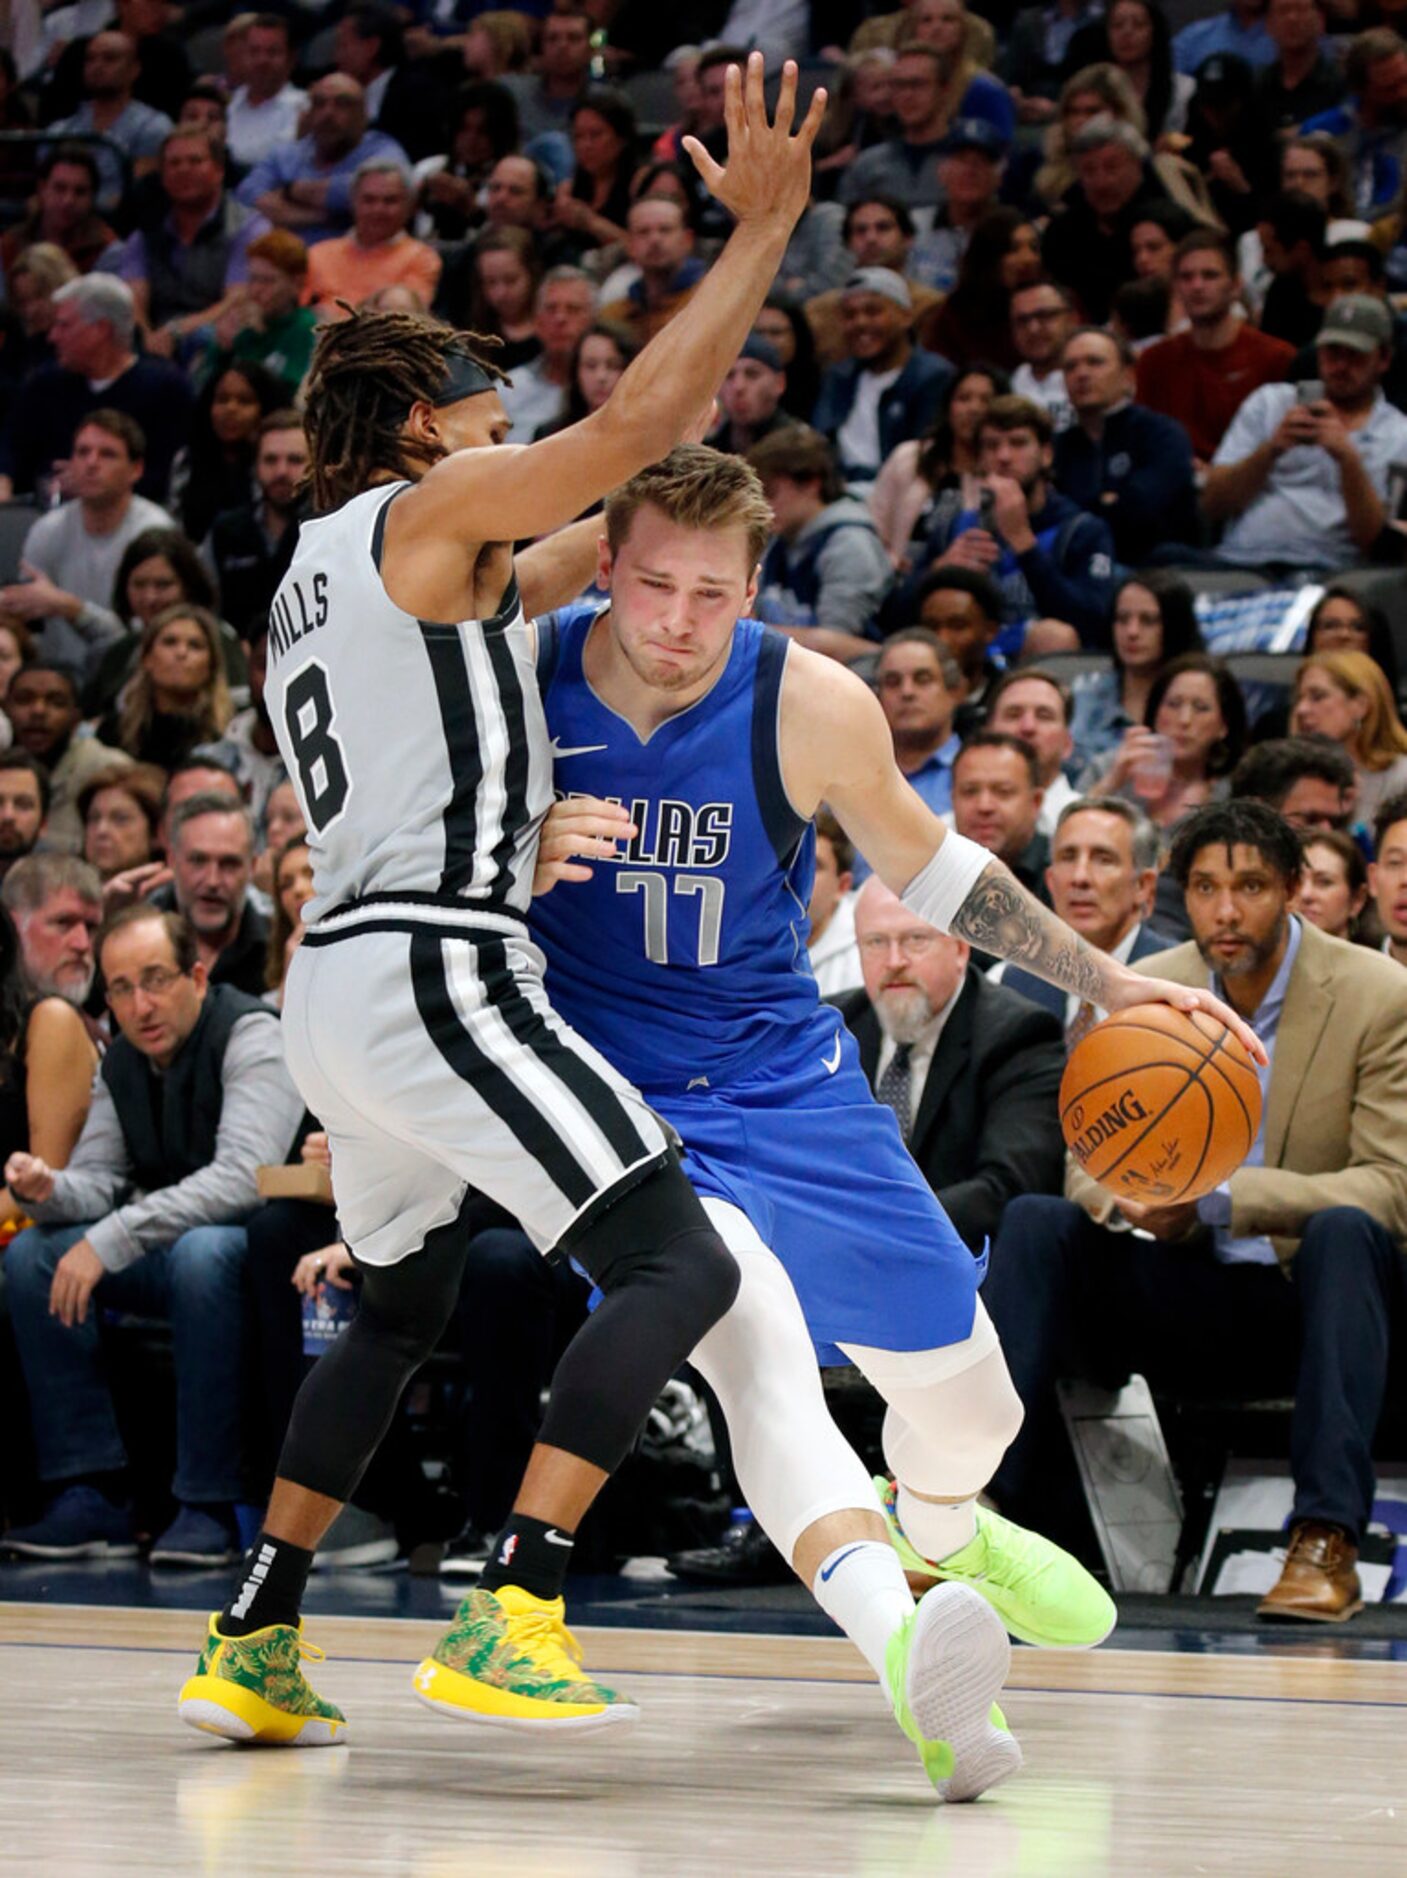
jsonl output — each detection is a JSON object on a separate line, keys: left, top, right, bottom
{"left": 282, "top": 899, "right": 674, "bottom": 1265}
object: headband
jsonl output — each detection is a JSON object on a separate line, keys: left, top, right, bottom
{"left": 428, "top": 352, "right": 499, "bottom": 405}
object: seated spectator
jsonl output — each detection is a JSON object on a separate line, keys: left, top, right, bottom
{"left": 908, "top": 119, "right": 1010, "bottom": 295}
{"left": 46, "top": 29, "right": 173, "bottom": 215}
{"left": 986, "top": 668, "right": 1078, "bottom": 834}
{"left": 598, "top": 197, "right": 705, "bottom": 348}
{"left": 1127, "top": 199, "right": 1197, "bottom": 318}
{"left": 5, "top": 665, "right": 129, "bottom": 853}
{"left": 869, "top": 365, "right": 1006, "bottom": 571}
{"left": 4, "top": 245, "right": 79, "bottom": 381}
{"left": 171, "top": 360, "right": 284, "bottom": 547}
{"left": 1008, "top": 278, "right": 1077, "bottom": 432}
{"left": 207, "top": 231, "right": 316, "bottom": 393}
{"left": 1002, "top": 0, "right": 1107, "bottom": 124}
{"left": 838, "top": 44, "right": 969, "bottom": 211}
{"left": 1135, "top": 232, "right": 1296, "bottom": 464}
{"left": 206, "top": 412, "right": 308, "bottom": 644}
{"left": 1205, "top": 296, "right": 1407, "bottom": 571}
{"left": 1239, "top": 138, "right": 1363, "bottom": 318}
{"left": 1303, "top": 585, "right": 1401, "bottom": 700}
{"left": 0, "top": 145, "right": 114, "bottom": 278}
{"left": 1172, "top": 0, "right": 1275, "bottom": 77}
{"left": 0, "top": 411, "right": 168, "bottom": 678}
{"left": 951, "top": 729, "right": 1052, "bottom": 903}
{"left": 1, "top": 903, "right": 304, "bottom": 1565}
{"left": 0, "top": 753, "right": 47, "bottom": 880}
{"left": 264, "top": 831, "right": 313, "bottom": 1001}
{"left": 237, "top": 74, "right": 410, "bottom": 251}
{"left": 333, "top": 3, "right": 453, "bottom": 166}
{"left": 0, "top": 898, "right": 97, "bottom": 1235}
{"left": 1281, "top": 237, "right": 1407, "bottom": 422}
{"left": 82, "top": 527, "right": 226, "bottom": 722}
{"left": 873, "top": 628, "right": 965, "bottom": 820}
{"left": 106, "top": 127, "right": 270, "bottom": 351}
{"left": 1250, "top": 0, "right": 1345, "bottom": 152}
{"left": 1255, "top": 190, "right": 1331, "bottom": 349}
{"left": 1041, "top": 115, "right": 1171, "bottom": 322}
{"left": 498, "top": 266, "right": 596, "bottom": 440}
{"left": 807, "top": 810, "right": 862, "bottom": 997}
{"left": 835, "top": 873, "right": 1065, "bottom": 1253}
{"left": 0, "top": 619, "right": 33, "bottom": 726}
{"left": 1231, "top": 735, "right": 1357, "bottom": 833}
{"left": 436, "top": 227, "right": 541, "bottom": 366}
{"left": 698, "top": 333, "right": 792, "bottom": 457}
{"left": 1068, "top": 0, "right": 1196, "bottom": 141}
{"left": 1031, "top": 63, "right": 1211, "bottom": 223}
{"left": 1054, "top": 325, "right": 1198, "bottom": 565}
{"left": 502, "top": 7, "right": 594, "bottom": 145}
{"left": 997, "top": 793, "right": 1171, "bottom": 1027}
{"left": 913, "top": 393, "right": 1116, "bottom": 650}
{"left": 1296, "top": 826, "right": 1371, "bottom": 941}
{"left": 1291, "top": 649, "right": 1407, "bottom": 833}
{"left": 79, "top": 762, "right": 163, "bottom": 882}
{"left": 774, "top": 189, "right": 858, "bottom": 316}
{"left": 804, "top": 196, "right": 943, "bottom": 367}
{"left": 748, "top": 427, "right": 894, "bottom": 655}
{"left": 1370, "top": 793, "right": 1407, "bottom": 965}
{"left": 225, "top": 12, "right": 307, "bottom": 170}
{"left": 194, "top": 632, "right": 284, "bottom": 825}
{"left": 918, "top": 207, "right": 1043, "bottom": 372}
{"left": 813, "top": 269, "right": 953, "bottom": 494}
{"left": 96, "top": 605, "right": 232, "bottom": 771}
{"left": 1, "top": 854, "right": 102, "bottom": 1014}
{"left": 0, "top": 275, "right": 195, "bottom": 506}
{"left": 1089, "top": 649, "right": 1248, "bottom": 830}
{"left": 45, "top": 0, "right": 191, "bottom": 124}
{"left": 414, "top": 82, "right": 521, "bottom": 245}
{"left": 1301, "top": 28, "right": 1407, "bottom": 217}
{"left": 547, "top": 90, "right": 639, "bottom": 263}
{"left": 914, "top": 567, "right": 1005, "bottom": 730}
{"left": 533, "top": 323, "right": 636, "bottom": 445}
{"left": 1070, "top": 571, "right": 1204, "bottom": 772}
{"left": 165, "top": 794, "right": 269, "bottom": 993}
{"left": 304, "top": 161, "right": 443, "bottom": 318}
{"left": 1179, "top": 53, "right": 1263, "bottom": 235}
{"left": 984, "top": 800, "right": 1407, "bottom": 1619}
{"left": 755, "top": 297, "right": 822, "bottom": 422}
{"left": 480, "top": 153, "right": 553, "bottom": 243}
{"left": 156, "top": 757, "right": 244, "bottom": 856}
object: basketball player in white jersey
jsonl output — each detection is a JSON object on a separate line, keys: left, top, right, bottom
{"left": 177, "top": 58, "right": 846, "bottom": 1748}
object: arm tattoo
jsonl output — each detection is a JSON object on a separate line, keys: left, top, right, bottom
{"left": 951, "top": 862, "right": 1114, "bottom": 1003}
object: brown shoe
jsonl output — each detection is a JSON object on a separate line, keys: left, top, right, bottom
{"left": 1257, "top": 1522, "right": 1364, "bottom": 1623}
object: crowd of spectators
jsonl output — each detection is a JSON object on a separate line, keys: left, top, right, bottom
{"left": 0, "top": 0, "right": 1406, "bottom": 1617}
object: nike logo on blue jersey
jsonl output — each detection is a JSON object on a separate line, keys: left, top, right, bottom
{"left": 549, "top": 738, "right": 608, "bottom": 759}
{"left": 822, "top": 1034, "right": 842, "bottom": 1074}
{"left": 820, "top": 1544, "right": 867, "bottom": 1582}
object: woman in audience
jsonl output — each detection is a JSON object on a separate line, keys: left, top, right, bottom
{"left": 1240, "top": 137, "right": 1363, "bottom": 313}
{"left": 5, "top": 244, "right": 78, "bottom": 375}
{"left": 1292, "top": 649, "right": 1407, "bottom": 833}
{"left": 84, "top": 528, "right": 228, "bottom": 718}
{"left": 1071, "top": 572, "right": 1204, "bottom": 770}
{"left": 170, "top": 359, "right": 285, "bottom": 545}
{"left": 1305, "top": 587, "right": 1401, "bottom": 704}
{"left": 265, "top": 832, "right": 315, "bottom": 1003}
{"left": 550, "top": 90, "right": 638, "bottom": 261}
{"left": 0, "top": 901, "right": 97, "bottom": 1238}
{"left": 0, "top": 619, "right": 33, "bottom": 746}
{"left": 907, "top": 0, "right": 1015, "bottom": 141}
{"left": 869, "top": 364, "right": 1008, "bottom": 567}
{"left": 459, "top": 8, "right": 534, "bottom": 79}
{"left": 1295, "top": 830, "right": 1371, "bottom": 943}
{"left": 254, "top": 776, "right": 307, "bottom": 897}
{"left": 97, "top": 604, "right": 233, "bottom": 771}
{"left": 1077, "top": 0, "right": 1193, "bottom": 140}
{"left": 79, "top": 762, "right": 163, "bottom": 882}
{"left": 1090, "top": 650, "right": 1247, "bottom": 828}
{"left": 1034, "top": 64, "right": 1217, "bottom": 224}
{"left": 414, "top": 81, "right": 520, "bottom": 242}
{"left": 462, "top": 228, "right": 542, "bottom": 371}
{"left": 1128, "top": 199, "right": 1197, "bottom": 331}
{"left": 754, "top": 296, "right": 821, "bottom": 421}
{"left": 534, "top": 321, "right": 637, "bottom": 439}
{"left": 812, "top": 49, "right": 897, "bottom": 195}
{"left": 918, "top": 208, "right": 1041, "bottom": 368}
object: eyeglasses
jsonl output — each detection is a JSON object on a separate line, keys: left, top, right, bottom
{"left": 106, "top": 966, "right": 185, "bottom": 1004}
{"left": 859, "top": 932, "right": 941, "bottom": 958}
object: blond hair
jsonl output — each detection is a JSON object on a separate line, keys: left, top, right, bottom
{"left": 118, "top": 604, "right": 232, "bottom": 756}
{"left": 1297, "top": 648, "right": 1407, "bottom": 771}
{"left": 605, "top": 445, "right": 775, "bottom": 570}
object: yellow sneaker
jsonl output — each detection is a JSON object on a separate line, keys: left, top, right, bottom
{"left": 178, "top": 1615, "right": 347, "bottom": 1745}
{"left": 413, "top": 1584, "right": 638, "bottom": 1733}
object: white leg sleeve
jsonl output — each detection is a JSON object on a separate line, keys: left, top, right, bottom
{"left": 689, "top": 1200, "right": 882, "bottom": 1562}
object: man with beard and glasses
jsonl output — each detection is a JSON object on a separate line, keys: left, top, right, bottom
{"left": 206, "top": 413, "right": 309, "bottom": 646}
{"left": 0, "top": 755, "right": 50, "bottom": 880}
{"left": 984, "top": 799, "right": 1407, "bottom": 1622}
{"left": 1, "top": 854, "right": 103, "bottom": 1020}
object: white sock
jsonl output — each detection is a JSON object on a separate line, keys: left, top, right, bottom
{"left": 810, "top": 1540, "right": 915, "bottom": 1686}
{"left": 897, "top": 1487, "right": 977, "bottom": 1565}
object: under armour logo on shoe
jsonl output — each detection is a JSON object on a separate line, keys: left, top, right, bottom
{"left": 415, "top": 1664, "right": 437, "bottom": 1693}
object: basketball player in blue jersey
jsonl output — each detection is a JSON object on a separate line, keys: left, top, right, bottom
{"left": 177, "top": 60, "right": 869, "bottom": 1752}
{"left": 529, "top": 446, "right": 1268, "bottom": 1793}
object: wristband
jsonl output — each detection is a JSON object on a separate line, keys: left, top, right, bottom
{"left": 900, "top": 832, "right": 992, "bottom": 935}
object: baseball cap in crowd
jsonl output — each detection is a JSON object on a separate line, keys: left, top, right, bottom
{"left": 739, "top": 334, "right": 783, "bottom": 371}
{"left": 938, "top": 117, "right": 1009, "bottom": 159}
{"left": 841, "top": 267, "right": 912, "bottom": 312}
{"left": 1316, "top": 293, "right": 1394, "bottom": 353}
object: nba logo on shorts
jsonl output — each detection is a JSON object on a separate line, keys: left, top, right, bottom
{"left": 498, "top": 1533, "right": 519, "bottom": 1569}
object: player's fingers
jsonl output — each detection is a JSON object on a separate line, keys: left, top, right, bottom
{"left": 772, "top": 58, "right": 797, "bottom": 137}
{"left": 742, "top": 49, "right": 765, "bottom": 135}
{"left": 796, "top": 82, "right": 828, "bottom": 149}
{"left": 723, "top": 59, "right": 746, "bottom": 148}
{"left": 681, "top": 136, "right": 724, "bottom": 192}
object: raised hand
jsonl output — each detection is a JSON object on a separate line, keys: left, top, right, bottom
{"left": 683, "top": 52, "right": 827, "bottom": 235}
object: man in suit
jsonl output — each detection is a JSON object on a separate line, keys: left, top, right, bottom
{"left": 985, "top": 800, "right": 1407, "bottom": 1620}
{"left": 836, "top": 876, "right": 1066, "bottom": 1256}
{"left": 998, "top": 796, "right": 1173, "bottom": 1041}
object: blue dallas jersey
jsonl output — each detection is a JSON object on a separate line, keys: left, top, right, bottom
{"left": 531, "top": 604, "right": 822, "bottom": 1096}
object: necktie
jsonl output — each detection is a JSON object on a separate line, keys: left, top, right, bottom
{"left": 877, "top": 1042, "right": 913, "bottom": 1137}
{"left": 1065, "top": 999, "right": 1098, "bottom": 1054}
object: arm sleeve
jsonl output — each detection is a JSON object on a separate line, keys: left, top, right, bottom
{"left": 31, "top": 1072, "right": 132, "bottom": 1230}
{"left": 816, "top": 526, "right": 893, "bottom": 638}
{"left": 1015, "top": 514, "right": 1116, "bottom": 644}
{"left": 80, "top": 1017, "right": 307, "bottom": 1273}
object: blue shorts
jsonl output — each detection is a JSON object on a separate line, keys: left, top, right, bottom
{"left": 651, "top": 1009, "right": 983, "bottom": 1366}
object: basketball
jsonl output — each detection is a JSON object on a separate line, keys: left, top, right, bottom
{"left": 1060, "top": 1003, "right": 1262, "bottom": 1204}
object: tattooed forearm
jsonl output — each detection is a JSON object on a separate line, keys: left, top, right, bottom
{"left": 951, "top": 862, "right": 1114, "bottom": 1002}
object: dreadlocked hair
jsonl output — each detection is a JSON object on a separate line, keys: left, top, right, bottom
{"left": 302, "top": 305, "right": 510, "bottom": 511}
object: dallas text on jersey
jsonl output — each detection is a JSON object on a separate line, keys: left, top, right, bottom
{"left": 563, "top": 791, "right": 734, "bottom": 869}
{"left": 268, "top": 572, "right": 329, "bottom": 664}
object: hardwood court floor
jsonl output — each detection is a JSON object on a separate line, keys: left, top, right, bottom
{"left": 2, "top": 1604, "right": 1404, "bottom": 1876}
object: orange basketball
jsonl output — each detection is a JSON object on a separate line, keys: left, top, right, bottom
{"left": 1059, "top": 1003, "right": 1262, "bottom": 1204}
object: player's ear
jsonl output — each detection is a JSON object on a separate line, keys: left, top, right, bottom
{"left": 596, "top": 534, "right": 613, "bottom": 589}
{"left": 744, "top": 562, "right": 760, "bottom": 616}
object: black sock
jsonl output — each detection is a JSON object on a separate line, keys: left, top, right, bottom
{"left": 218, "top": 1531, "right": 315, "bottom": 1637}
{"left": 479, "top": 1513, "right": 575, "bottom": 1601}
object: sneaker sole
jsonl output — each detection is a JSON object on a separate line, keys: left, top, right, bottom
{"left": 437, "top": 1557, "right": 488, "bottom": 1577}
{"left": 1256, "top": 1598, "right": 1365, "bottom": 1623}
{"left": 411, "top": 1657, "right": 638, "bottom": 1734}
{"left": 177, "top": 1678, "right": 346, "bottom": 1747}
{"left": 905, "top": 1584, "right": 1022, "bottom": 1804}
{"left": 2, "top": 1538, "right": 139, "bottom": 1560}
{"left": 150, "top": 1550, "right": 240, "bottom": 1568}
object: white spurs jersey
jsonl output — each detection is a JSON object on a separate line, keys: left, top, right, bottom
{"left": 265, "top": 483, "right": 554, "bottom": 923}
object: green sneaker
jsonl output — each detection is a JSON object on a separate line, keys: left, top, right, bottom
{"left": 884, "top": 1583, "right": 1022, "bottom": 1802}
{"left": 178, "top": 1615, "right": 347, "bottom": 1745}
{"left": 412, "top": 1584, "right": 639, "bottom": 1732}
{"left": 876, "top": 1477, "right": 1116, "bottom": 1650}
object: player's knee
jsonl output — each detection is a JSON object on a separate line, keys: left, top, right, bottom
{"left": 571, "top": 1157, "right": 740, "bottom": 1336}
{"left": 662, "top": 1225, "right": 741, "bottom": 1335}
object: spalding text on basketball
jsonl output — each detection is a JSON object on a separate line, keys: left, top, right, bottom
{"left": 1068, "top": 1089, "right": 1149, "bottom": 1162}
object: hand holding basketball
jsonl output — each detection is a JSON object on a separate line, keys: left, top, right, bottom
{"left": 1104, "top": 968, "right": 1267, "bottom": 1069}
